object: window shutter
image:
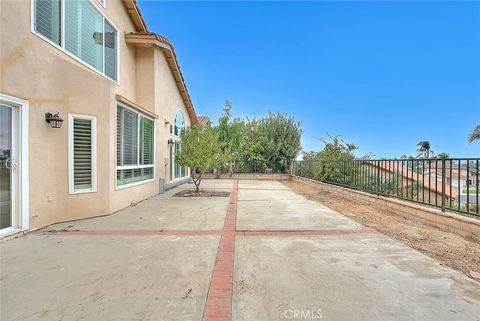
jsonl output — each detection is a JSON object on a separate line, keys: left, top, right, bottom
{"left": 140, "top": 118, "right": 154, "bottom": 165}
{"left": 65, "top": 0, "right": 103, "bottom": 72}
{"left": 35, "top": 0, "right": 61, "bottom": 45}
{"left": 73, "top": 118, "right": 93, "bottom": 190}
{"left": 116, "top": 107, "right": 122, "bottom": 166}
{"left": 104, "top": 21, "right": 117, "bottom": 81}
{"left": 121, "top": 109, "right": 138, "bottom": 165}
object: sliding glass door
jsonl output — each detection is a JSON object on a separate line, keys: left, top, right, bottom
{"left": 0, "top": 105, "right": 15, "bottom": 230}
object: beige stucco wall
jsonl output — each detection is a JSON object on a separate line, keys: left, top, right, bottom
{"left": 0, "top": 0, "right": 193, "bottom": 229}
{"left": 154, "top": 47, "right": 192, "bottom": 182}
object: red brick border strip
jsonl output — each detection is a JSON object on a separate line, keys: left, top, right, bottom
{"left": 202, "top": 179, "right": 238, "bottom": 321}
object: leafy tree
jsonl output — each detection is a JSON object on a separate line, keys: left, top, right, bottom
{"left": 436, "top": 152, "right": 450, "bottom": 159}
{"left": 416, "top": 141, "right": 433, "bottom": 159}
{"left": 468, "top": 124, "right": 480, "bottom": 143}
{"left": 258, "top": 112, "right": 303, "bottom": 172}
{"left": 311, "top": 134, "right": 358, "bottom": 181}
{"left": 175, "top": 125, "right": 227, "bottom": 192}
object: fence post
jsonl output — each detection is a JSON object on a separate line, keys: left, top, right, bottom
{"left": 441, "top": 159, "right": 446, "bottom": 212}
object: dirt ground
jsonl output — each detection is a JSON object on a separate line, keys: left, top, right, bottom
{"left": 283, "top": 180, "right": 480, "bottom": 281}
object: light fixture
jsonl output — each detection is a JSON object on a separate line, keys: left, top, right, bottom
{"left": 167, "top": 138, "right": 174, "bottom": 146}
{"left": 45, "top": 112, "right": 64, "bottom": 129}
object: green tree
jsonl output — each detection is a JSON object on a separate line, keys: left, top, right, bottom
{"left": 436, "top": 152, "right": 450, "bottom": 159}
{"left": 175, "top": 125, "right": 227, "bottom": 192}
{"left": 258, "top": 111, "right": 303, "bottom": 172}
{"left": 468, "top": 124, "right": 480, "bottom": 143}
{"left": 416, "top": 141, "right": 433, "bottom": 159}
{"left": 312, "top": 134, "right": 358, "bottom": 181}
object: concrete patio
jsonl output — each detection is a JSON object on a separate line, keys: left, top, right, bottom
{"left": 1, "top": 179, "right": 479, "bottom": 321}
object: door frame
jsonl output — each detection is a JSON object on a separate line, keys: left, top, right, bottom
{"left": 0, "top": 93, "right": 29, "bottom": 236}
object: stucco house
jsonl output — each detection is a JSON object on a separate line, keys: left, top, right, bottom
{"left": 0, "top": 0, "right": 198, "bottom": 236}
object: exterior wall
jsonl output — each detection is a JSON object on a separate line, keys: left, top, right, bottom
{"left": 0, "top": 0, "right": 193, "bottom": 229}
{"left": 153, "top": 47, "right": 191, "bottom": 182}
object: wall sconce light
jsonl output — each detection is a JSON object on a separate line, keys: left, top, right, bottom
{"left": 45, "top": 112, "right": 64, "bottom": 129}
{"left": 167, "top": 138, "right": 174, "bottom": 146}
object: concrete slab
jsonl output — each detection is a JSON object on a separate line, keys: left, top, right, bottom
{"left": 238, "top": 180, "right": 290, "bottom": 190}
{"left": 233, "top": 234, "right": 480, "bottom": 321}
{"left": 2, "top": 179, "right": 479, "bottom": 321}
{"left": 237, "top": 198, "right": 361, "bottom": 231}
{"left": 51, "top": 183, "right": 231, "bottom": 231}
{"left": 1, "top": 234, "right": 219, "bottom": 321}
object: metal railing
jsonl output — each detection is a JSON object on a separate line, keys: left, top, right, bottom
{"left": 207, "top": 160, "right": 290, "bottom": 175}
{"left": 293, "top": 158, "right": 480, "bottom": 218}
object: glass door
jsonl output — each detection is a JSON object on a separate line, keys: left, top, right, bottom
{"left": 0, "top": 105, "right": 15, "bottom": 230}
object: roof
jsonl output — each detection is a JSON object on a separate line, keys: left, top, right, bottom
{"left": 364, "top": 160, "right": 459, "bottom": 198}
{"left": 122, "top": 2, "right": 197, "bottom": 124}
{"left": 122, "top": 0, "right": 148, "bottom": 32}
{"left": 197, "top": 116, "right": 211, "bottom": 126}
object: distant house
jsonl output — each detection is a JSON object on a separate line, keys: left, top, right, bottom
{"left": 363, "top": 160, "right": 458, "bottom": 205}
{"left": 197, "top": 116, "right": 212, "bottom": 127}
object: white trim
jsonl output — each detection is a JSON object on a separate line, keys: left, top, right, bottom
{"left": 0, "top": 227, "right": 21, "bottom": 238}
{"left": 95, "top": 0, "right": 106, "bottom": 9}
{"left": 68, "top": 114, "right": 97, "bottom": 194}
{"left": 115, "top": 178, "right": 155, "bottom": 191}
{"left": 117, "top": 164, "right": 154, "bottom": 170}
{"left": 0, "top": 93, "right": 29, "bottom": 232}
{"left": 115, "top": 102, "right": 156, "bottom": 189}
{"left": 117, "top": 101, "right": 155, "bottom": 121}
{"left": 30, "top": 0, "right": 119, "bottom": 85}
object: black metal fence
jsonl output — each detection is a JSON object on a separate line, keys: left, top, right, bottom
{"left": 207, "top": 160, "right": 289, "bottom": 174}
{"left": 293, "top": 158, "right": 480, "bottom": 218}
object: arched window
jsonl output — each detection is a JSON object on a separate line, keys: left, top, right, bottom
{"left": 170, "top": 110, "right": 188, "bottom": 180}
{"left": 174, "top": 110, "right": 185, "bottom": 136}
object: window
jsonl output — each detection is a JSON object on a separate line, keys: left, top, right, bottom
{"left": 69, "top": 114, "right": 97, "bottom": 193}
{"left": 34, "top": 0, "right": 61, "bottom": 45}
{"left": 33, "top": 0, "right": 117, "bottom": 81}
{"left": 170, "top": 110, "right": 188, "bottom": 180}
{"left": 116, "top": 105, "right": 155, "bottom": 187}
{"left": 174, "top": 110, "right": 185, "bottom": 136}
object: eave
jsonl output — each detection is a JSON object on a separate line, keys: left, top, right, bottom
{"left": 125, "top": 33, "right": 198, "bottom": 124}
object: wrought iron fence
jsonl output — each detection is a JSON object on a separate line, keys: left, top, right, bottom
{"left": 206, "top": 160, "right": 289, "bottom": 174}
{"left": 293, "top": 158, "right": 480, "bottom": 218}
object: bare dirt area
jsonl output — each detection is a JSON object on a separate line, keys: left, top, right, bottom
{"left": 283, "top": 180, "right": 480, "bottom": 281}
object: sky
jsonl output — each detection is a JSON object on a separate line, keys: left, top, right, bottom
{"left": 138, "top": 0, "right": 480, "bottom": 158}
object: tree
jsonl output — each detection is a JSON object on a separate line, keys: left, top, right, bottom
{"left": 416, "top": 141, "right": 433, "bottom": 159}
{"left": 468, "top": 124, "right": 480, "bottom": 143}
{"left": 436, "top": 152, "right": 450, "bottom": 159}
{"left": 312, "top": 134, "right": 358, "bottom": 181}
{"left": 258, "top": 111, "right": 303, "bottom": 172}
{"left": 175, "top": 125, "right": 227, "bottom": 192}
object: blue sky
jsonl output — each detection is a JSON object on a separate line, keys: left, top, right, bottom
{"left": 138, "top": 1, "right": 480, "bottom": 158}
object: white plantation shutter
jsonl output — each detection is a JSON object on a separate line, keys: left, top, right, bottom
{"left": 104, "top": 21, "right": 117, "bottom": 81}
{"left": 35, "top": 0, "right": 61, "bottom": 45}
{"left": 65, "top": 0, "right": 103, "bottom": 72}
{"left": 116, "top": 105, "right": 155, "bottom": 186}
{"left": 140, "top": 118, "right": 154, "bottom": 165}
{"left": 69, "top": 115, "right": 96, "bottom": 193}
{"left": 34, "top": 0, "right": 117, "bottom": 81}
{"left": 121, "top": 108, "right": 138, "bottom": 165}
{"left": 116, "top": 107, "right": 122, "bottom": 166}
{"left": 73, "top": 118, "right": 93, "bottom": 190}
